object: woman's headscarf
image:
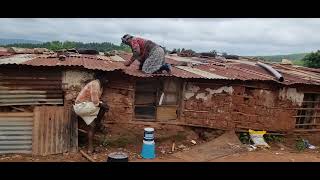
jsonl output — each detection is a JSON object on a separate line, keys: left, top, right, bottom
{"left": 121, "top": 34, "right": 133, "bottom": 45}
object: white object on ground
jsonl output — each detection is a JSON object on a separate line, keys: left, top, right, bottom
{"left": 308, "top": 145, "right": 317, "bottom": 149}
{"left": 249, "top": 129, "right": 270, "bottom": 148}
{"left": 191, "top": 140, "right": 197, "bottom": 145}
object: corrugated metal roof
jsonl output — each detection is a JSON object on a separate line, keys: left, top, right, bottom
{"left": 109, "top": 55, "right": 126, "bottom": 62}
{"left": 0, "top": 54, "right": 36, "bottom": 64}
{"left": 176, "top": 66, "right": 228, "bottom": 79}
{"left": 0, "top": 52, "right": 320, "bottom": 85}
{"left": 0, "top": 51, "right": 12, "bottom": 57}
{"left": 22, "top": 56, "right": 124, "bottom": 71}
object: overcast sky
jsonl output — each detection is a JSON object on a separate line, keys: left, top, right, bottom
{"left": 1, "top": 18, "right": 320, "bottom": 56}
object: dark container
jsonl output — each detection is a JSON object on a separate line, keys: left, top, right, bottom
{"left": 107, "top": 152, "right": 129, "bottom": 162}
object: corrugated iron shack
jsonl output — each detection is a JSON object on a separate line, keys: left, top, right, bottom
{"left": 1, "top": 47, "right": 320, "bottom": 155}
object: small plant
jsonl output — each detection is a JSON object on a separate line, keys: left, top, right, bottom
{"left": 295, "top": 138, "right": 307, "bottom": 152}
{"left": 264, "top": 134, "right": 284, "bottom": 143}
{"left": 239, "top": 132, "right": 251, "bottom": 144}
{"left": 100, "top": 135, "right": 109, "bottom": 147}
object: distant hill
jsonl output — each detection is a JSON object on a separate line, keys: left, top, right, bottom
{"left": 0, "top": 38, "right": 42, "bottom": 45}
{"left": 255, "top": 53, "right": 308, "bottom": 62}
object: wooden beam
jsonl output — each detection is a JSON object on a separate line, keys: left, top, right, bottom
{"left": 10, "top": 106, "right": 27, "bottom": 112}
{"left": 0, "top": 112, "right": 33, "bottom": 117}
{"left": 294, "top": 129, "right": 320, "bottom": 132}
{"left": 295, "top": 123, "right": 320, "bottom": 126}
{"left": 80, "top": 150, "right": 96, "bottom": 162}
{"left": 293, "top": 116, "right": 320, "bottom": 118}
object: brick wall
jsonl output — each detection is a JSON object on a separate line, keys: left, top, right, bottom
{"left": 101, "top": 73, "right": 135, "bottom": 124}
{"left": 180, "top": 81, "right": 301, "bottom": 132}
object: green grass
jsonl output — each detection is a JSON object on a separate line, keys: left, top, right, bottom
{"left": 255, "top": 53, "right": 308, "bottom": 62}
{"left": 293, "top": 59, "right": 305, "bottom": 66}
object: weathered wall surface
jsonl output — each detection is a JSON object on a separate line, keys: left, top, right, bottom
{"left": 62, "top": 69, "right": 95, "bottom": 102}
{"left": 101, "top": 73, "right": 135, "bottom": 124}
{"left": 62, "top": 70, "right": 135, "bottom": 126}
{"left": 182, "top": 83, "right": 234, "bottom": 129}
{"left": 180, "top": 81, "right": 302, "bottom": 132}
{"left": 62, "top": 69, "right": 316, "bottom": 133}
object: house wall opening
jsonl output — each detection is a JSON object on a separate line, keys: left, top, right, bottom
{"left": 295, "top": 93, "right": 320, "bottom": 130}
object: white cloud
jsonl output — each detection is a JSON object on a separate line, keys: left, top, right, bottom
{"left": 0, "top": 18, "right": 320, "bottom": 55}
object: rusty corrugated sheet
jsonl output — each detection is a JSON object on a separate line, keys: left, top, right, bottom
{"left": 0, "top": 51, "right": 12, "bottom": 57}
{"left": 22, "top": 56, "right": 124, "bottom": 71}
{"left": 176, "top": 66, "right": 228, "bottom": 79}
{"left": 0, "top": 67, "right": 63, "bottom": 106}
{"left": 0, "top": 52, "right": 320, "bottom": 85}
{"left": 0, "top": 112, "right": 33, "bottom": 154}
{"left": 119, "top": 53, "right": 203, "bottom": 78}
{"left": 0, "top": 54, "right": 36, "bottom": 64}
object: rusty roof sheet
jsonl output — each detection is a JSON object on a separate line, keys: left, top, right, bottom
{"left": 0, "top": 52, "right": 320, "bottom": 85}
{"left": 22, "top": 56, "right": 124, "bottom": 71}
{"left": 175, "top": 66, "right": 228, "bottom": 79}
{"left": 0, "top": 54, "right": 124, "bottom": 71}
{"left": 0, "top": 51, "right": 12, "bottom": 57}
{"left": 0, "top": 54, "right": 37, "bottom": 64}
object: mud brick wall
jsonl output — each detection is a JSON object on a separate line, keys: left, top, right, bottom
{"left": 232, "top": 86, "right": 298, "bottom": 132}
{"left": 101, "top": 73, "right": 135, "bottom": 124}
{"left": 181, "top": 82, "right": 234, "bottom": 129}
{"left": 63, "top": 70, "right": 135, "bottom": 125}
{"left": 180, "top": 81, "right": 302, "bottom": 132}
{"left": 62, "top": 69, "right": 95, "bottom": 104}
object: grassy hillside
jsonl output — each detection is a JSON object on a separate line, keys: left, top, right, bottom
{"left": 256, "top": 53, "right": 308, "bottom": 62}
{"left": 0, "top": 38, "right": 42, "bottom": 45}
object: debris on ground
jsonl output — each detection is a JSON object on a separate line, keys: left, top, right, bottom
{"left": 177, "top": 144, "right": 187, "bottom": 150}
{"left": 191, "top": 140, "right": 197, "bottom": 145}
{"left": 80, "top": 150, "right": 96, "bottom": 162}
{"left": 171, "top": 142, "right": 175, "bottom": 152}
{"left": 172, "top": 131, "right": 248, "bottom": 161}
{"left": 248, "top": 145, "right": 257, "bottom": 151}
{"left": 249, "top": 129, "right": 270, "bottom": 148}
{"left": 303, "top": 139, "right": 318, "bottom": 150}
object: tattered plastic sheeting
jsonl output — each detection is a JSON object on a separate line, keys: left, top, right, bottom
{"left": 248, "top": 129, "right": 270, "bottom": 148}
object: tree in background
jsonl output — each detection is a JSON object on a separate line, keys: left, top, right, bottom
{"left": 210, "top": 50, "right": 217, "bottom": 56}
{"left": 302, "top": 50, "right": 320, "bottom": 68}
{"left": 4, "top": 41, "right": 132, "bottom": 53}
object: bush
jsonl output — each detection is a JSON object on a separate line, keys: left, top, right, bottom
{"left": 239, "top": 132, "right": 251, "bottom": 144}
{"left": 295, "top": 138, "right": 306, "bottom": 152}
{"left": 264, "top": 134, "right": 284, "bottom": 143}
{"left": 302, "top": 50, "right": 320, "bottom": 68}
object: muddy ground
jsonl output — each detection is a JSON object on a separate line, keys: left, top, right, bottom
{"left": 0, "top": 125, "right": 319, "bottom": 162}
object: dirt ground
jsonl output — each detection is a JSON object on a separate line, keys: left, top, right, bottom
{"left": 0, "top": 125, "right": 319, "bottom": 162}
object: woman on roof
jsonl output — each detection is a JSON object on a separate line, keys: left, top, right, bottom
{"left": 121, "top": 34, "right": 171, "bottom": 74}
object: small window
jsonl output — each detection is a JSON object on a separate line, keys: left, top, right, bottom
{"left": 134, "top": 79, "right": 181, "bottom": 121}
{"left": 295, "top": 93, "right": 320, "bottom": 130}
{"left": 159, "top": 79, "right": 180, "bottom": 105}
{"left": 134, "top": 80, "right": 158, "bottom": 121}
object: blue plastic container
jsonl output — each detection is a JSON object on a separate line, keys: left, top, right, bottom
{"left": 141, "top": 128, "right": 155, "bottom": 159}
